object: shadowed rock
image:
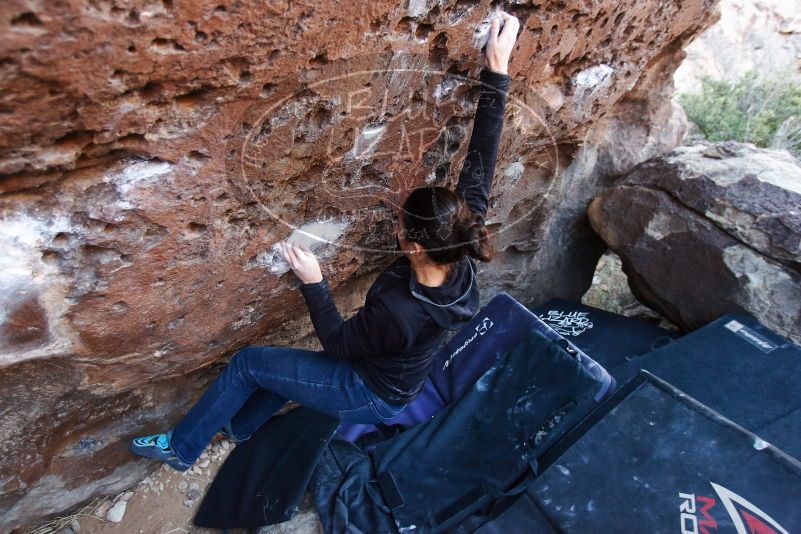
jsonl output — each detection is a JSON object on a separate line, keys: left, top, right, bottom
{"left": 589, "top": 141, "right": 801, "bottom": 343}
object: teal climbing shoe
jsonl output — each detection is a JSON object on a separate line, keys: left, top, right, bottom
{"left": 128, "top": 430, "right": 191, "bottom": 471}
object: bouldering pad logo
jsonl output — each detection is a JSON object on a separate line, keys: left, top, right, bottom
{"left": 475, "top": 317, "right": 493, "bottom": 335}
{"left": 539, "top": 310, "right": 593, "bottom": 337}
{"left": 235, "top": 53, "right": 560, "bottom": 254}
{"left": 679, "top": 482, "right": 789, "bottom": 534}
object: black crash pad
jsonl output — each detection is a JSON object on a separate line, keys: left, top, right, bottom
{"left": 495, "top": 372, "right": 801, "bottom": 533}
{"left": 620, "top": 313, "right": 801, "bottom": 460}
{"left": 193, "top": 407, "right": 339, "bottom": 529}
{"left": 531, "top": 298, "right": 677, "bottom": 374}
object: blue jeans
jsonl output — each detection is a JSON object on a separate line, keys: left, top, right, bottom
{"left": 170, "top": 346, "right": 406, "bottom": 464}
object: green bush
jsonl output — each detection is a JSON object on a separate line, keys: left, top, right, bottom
{"left": 679, "top": 71, "right": 801, "bottom": 159}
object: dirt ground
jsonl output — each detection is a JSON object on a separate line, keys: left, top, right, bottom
{"left": 54, "top": 436, "right": 321, "bottom": 534}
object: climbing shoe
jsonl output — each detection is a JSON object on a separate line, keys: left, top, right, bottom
{"left": 128, "top": 430, "right": 191, "bottom": 471}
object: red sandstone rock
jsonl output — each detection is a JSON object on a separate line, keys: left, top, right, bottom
{"left": 0, "top": 0, "right": 718, "bottom": 529}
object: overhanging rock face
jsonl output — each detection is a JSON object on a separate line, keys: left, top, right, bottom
{"left": 0, "top": 0, "right": 718, "bottom": 528}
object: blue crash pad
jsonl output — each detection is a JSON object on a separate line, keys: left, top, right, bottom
{"left": 338, "top": 293, "right": 615, "bottom": 443}
{"left": 313, "top": 329, "right": 613, "bottom": 533}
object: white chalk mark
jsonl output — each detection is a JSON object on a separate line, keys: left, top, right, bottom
{"left": 108, "top": 160, "right": 175, "bottom": 209}
{"left": 504, "top": 162, "right": 525, "bottom": 184}
{"left": 406, "top": 0, "right": 427, "bottom": 18}
{"left": 473, "top": 9, "right": 504, "bottom": 50}
{"left": 433, "top": 78, "right": 460, "bottom": 104}
{"left": 0, "top": 213, "right": 75, "bottom": 364}
{"left": 250, "top": 219, "right": 350, "bottom": 275}
{"left": 574, "top": 64, "right": 614, "bottom": 90}
{"left": 114, "top": 160, "right": 173, "bottom": 196}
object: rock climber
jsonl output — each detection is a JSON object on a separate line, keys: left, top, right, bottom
{"left": 129, "top": 11, "right": 520, "bottom": 471}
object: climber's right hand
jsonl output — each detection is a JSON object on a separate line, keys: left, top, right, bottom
{"left": 486, "top": 12, "right": 520, "bottom": 75}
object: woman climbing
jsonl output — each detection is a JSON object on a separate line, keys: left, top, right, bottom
{"left": 129, "top": 12, "right": 520, "bottom": 471}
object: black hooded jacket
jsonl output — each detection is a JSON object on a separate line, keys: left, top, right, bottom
{"left": 298, "top": 68, "right": 511, "bottom": 404}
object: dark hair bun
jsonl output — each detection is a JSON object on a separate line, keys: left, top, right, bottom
{"left": 455, "top": 202, "right": 493, "bottom": 262}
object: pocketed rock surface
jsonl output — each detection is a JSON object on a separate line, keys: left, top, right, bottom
{"left": 0, "top": 0, "right": 719, "bottom": 529}
{"left": 589, "top": 141, "right": 801, "bottom": 344}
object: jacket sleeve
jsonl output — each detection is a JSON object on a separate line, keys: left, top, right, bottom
{"left": 298, "top": 277, "right": 409, "bottom": 360}
{"left": 455, "top": 68, "right": 511, "bottom": 224}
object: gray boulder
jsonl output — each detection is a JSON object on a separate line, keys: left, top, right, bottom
{"left": 588, "top": 142, "right": 801, "bottom": 343}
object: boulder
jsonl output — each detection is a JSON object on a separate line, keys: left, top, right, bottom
{"left": 0, "top": 0, "right": 719, "bottom": 528}
{"left": 589, "top": 141, "right": 801, "bottom": 343}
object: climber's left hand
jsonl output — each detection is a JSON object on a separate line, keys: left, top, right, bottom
{"left": 278, "top": 240, "right": 323, "bottom": 284}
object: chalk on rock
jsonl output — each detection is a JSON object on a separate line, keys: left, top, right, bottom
{"left": 473, "top": 10, "right": 505, "bottom": 50}
{"left": 252, "top": 219, "right": 349, "bottom": 275}
{"left": 106, "top": 500, "right": 127, "bottom": 523}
